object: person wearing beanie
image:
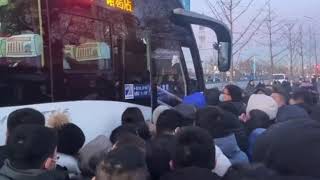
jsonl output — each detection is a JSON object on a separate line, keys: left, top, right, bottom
{"left": 48, "top": 113, "right": 85, "bottom": 176}
{"left": 55, "top": 123, "right": 86, "bottom": 176}
{"left": 57, "top": 123, "right": 85, "bottom": 155}
{"left": 246, "top": 94, "right": 278, "bottom": 121}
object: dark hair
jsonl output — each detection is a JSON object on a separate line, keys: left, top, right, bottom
{"left": 56, "top": 123, "right": 85, "bottom": 155}
{"left": 8, "top": 125, "right": 58, "bottom": 169}
{"left": 114, "top": 134, "right": 146, "bottom": 154}
{"left": 146, "top": 135, "right": 176, "bottom": 180}
{"left": 245, "top": 110, "right": 270, "bottom": 135}
{"left": 7, "top": 108, "right": 45, "bottom": 134}
{"left": 225, "top": 85, "right": 243, "bottom": 102}
{"left": 122, "top": 107, "right": 151, "bottom": 141}
{"left": 196, "top": 107, "right": 237, "bottom": 138}
{"left": 272, "top": 85, "right": 289, "bottom": 103}
{"left": 110, "top": 124, "right": 139, "bottom": 145}
{"left": 174, "top": 104, "right": 197, "bottom": 127}
{"left": 173, "top": 126, "right": 215, "bottom": 170}
{"left": 95, "top": 146, "right": 148, "bottom": 180}
{"left": 204, "top": 88, "right": 221, "bottom": 106}
{"left": 122, "top": 107, "right": 145, "bottom": 125}
{"left": 291, "top": 88, "right": 313, "bottom": 106}
{"left": 156, "top": 109, "right": 183, "bottom": 135}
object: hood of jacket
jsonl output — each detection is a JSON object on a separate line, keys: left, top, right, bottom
{"left": 252, "top": 119, "right": 320, "bottom": 178}
{"left": 0, "top": 160, "right": 46, "bottom": 180}
{"left": 276, "top": 105, "right": 309, "bottom": 123}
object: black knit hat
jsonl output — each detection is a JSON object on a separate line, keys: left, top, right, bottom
{"left": 57, "top": 123, "right": 85, "bottom": 155}
{"left": 225, "top": 85, "right": 243, "bottom": 102}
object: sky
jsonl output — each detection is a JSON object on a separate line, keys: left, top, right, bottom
{"left": 190, "top": 0, "right": 320, "bottom": 64}
{"left": 191, "top": 0, "right": 320, "bottom": 23}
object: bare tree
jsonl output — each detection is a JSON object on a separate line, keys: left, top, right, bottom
{"left": 207, "top": 0, "right": 269, "bottom": 80}
{"left": 298, "top": 25, "right": 305, "bottom": 77}
{"left": 284, "top": 23, "right": 298, "bottom": 78}
{"left": 260, "top": 1, "right": 288, "bottom": 75}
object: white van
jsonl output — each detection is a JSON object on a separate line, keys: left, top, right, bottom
{"left": 272, "top": 74, "right": 286, "bottom": 83}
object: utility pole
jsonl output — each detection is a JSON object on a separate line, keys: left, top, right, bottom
{"left": 299, "top": 26, "right": 305, "bottom": 78}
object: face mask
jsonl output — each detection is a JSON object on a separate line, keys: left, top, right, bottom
{"left": 219, "top": 94, "right": 224, "bottom": 102}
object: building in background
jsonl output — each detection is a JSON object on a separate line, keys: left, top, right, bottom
{"left": 180, "top": 0, "right": 190, "bottom": 10}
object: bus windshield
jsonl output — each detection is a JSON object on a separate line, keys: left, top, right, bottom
{"left": 0, "top": 0, "right": 42, "bottom": 69}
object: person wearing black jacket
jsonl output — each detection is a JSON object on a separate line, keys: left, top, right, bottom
{"left": 0, "top": 125, "right": 65, "bottom": 180}
{"left": 0, "top": 108, "right": 45, "bottom": 168}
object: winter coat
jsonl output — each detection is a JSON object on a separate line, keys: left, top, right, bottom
{"left": 252, "top": 119, "right": 320, "bottom": 178}
{"left": 160, "top": 167, "right": 221, "bottom": 180}
{"left": 0, "top": 146, "right": 9, "bottom": 168}
{"left": 0, "top": 160, "right": 66, "bottom": 180}
{"left": 215, "top": 134, "right": 249, "bottom": 165}
{"left": 276, "top": 105, "right": 309, "bottom": 123}
{"left": 78, "top": 135, "right": 111, "bottom": 176}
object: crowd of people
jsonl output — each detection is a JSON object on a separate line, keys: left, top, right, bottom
{"left": 0, "top": 79, "right": 320, "bottom": 180}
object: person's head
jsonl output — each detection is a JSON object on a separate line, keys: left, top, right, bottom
{"left": 152, "top": 105, "right": 170, "bottom": 125}
{"left": 222, "top": 84, "right": 243, "bottom": 102}
{"left": 271, "top": 86, "right": 288, "bottom": 107}
{"left": 195, "top": 107, "right": 226, "bottom": 138}
{"left": 156, "top": 109, "right": 183, "bottom": 136}
{"left": 110, "top": 124, "right": 139, "bottom": 145}
{"left": 146, "top": 135, "right": 176, "bottom": 180}
{"left": 160, "top": 166, "right": 220, "bottom": 180}
{"left": 246, "top": 94, "right": 278, "bottom": 120}
{"left": 204, "top": 88, "right": 221, "bottom": 106}
{"left": 290, "top": 89, "right": 313, "bottom": 106}
{"left": 56, "top": 123, "right": 85, "bottom": 155}
{"left": 113, "top": 133, "right": 146, "bottom": 155}
{"left": 7, "top": 108, "right": 45, "bottom": 137}
{"left": 174, "top": 104, "right": 197, "bottom": 127}
{"left": 122, "top": 107, "right": 145, "bottom": 125}
{"left": 245, "top": 110, "right": 270, "bottom": 134}
{"left": 172, "top": 126, "right": 215, "bottom": 170}
{"left": 94, "top": 146, "right": 148, "bottom": 180}
{"left": 8, "top": 125, "right": 58, "bottom": 170}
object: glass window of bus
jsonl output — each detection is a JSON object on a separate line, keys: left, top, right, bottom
{"left": 192, "top": 25, "right": 220, "bottom": 89}
{"left": 0, "top": 1, "right": 43, "bottom": 69}
{"left": 51, "top": 13, "right": 112, "bottom": 72}
{"left": 152, "top": 38, "right": 187, "bottom": 106}
{"left": 0, "top": 1, "right": 48, "bottom": 106}
{"left": 181, "top": 46, "right": 198, "bottom": 93}
{"left": 123, "top": 15, "right": 149, "bottom": 85}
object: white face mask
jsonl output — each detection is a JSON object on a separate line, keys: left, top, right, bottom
{"left": 219, "top": 94, "right": 224, "bottom": 102}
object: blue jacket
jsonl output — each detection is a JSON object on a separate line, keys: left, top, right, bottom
{"left": 215, "top": 133, "right": 249, "bottom": 165}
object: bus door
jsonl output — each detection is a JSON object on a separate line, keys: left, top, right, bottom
{"left": 150, "top": 36, "right": 200, "bottom": 107}
{"left": 121, "top": 15, "right": 150, "bottom": 106}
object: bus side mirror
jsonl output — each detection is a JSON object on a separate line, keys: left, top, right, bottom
{"left": 216, "top": 42, "right": 231, "bottom": 72}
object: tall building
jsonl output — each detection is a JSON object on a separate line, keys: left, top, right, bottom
{"left": 198, "top": 25, "right": 206, "bottom": 49}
